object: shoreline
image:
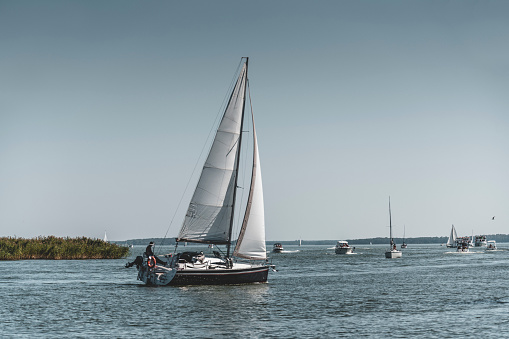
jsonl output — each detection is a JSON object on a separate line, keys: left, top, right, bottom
{"left": 0, "top": 236, "right": 130, "bottom": 260}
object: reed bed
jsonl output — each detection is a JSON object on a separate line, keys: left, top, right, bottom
{"left": 0, "top": 236, "right": 130, "bottom": 260}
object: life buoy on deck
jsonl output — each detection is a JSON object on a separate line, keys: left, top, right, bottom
{"left": 147, "top": 256, "right": 156, "bottom": 268}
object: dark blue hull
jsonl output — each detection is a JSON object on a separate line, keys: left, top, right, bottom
{"left": 168, "top": 266, "right": 269, "bottom": 286}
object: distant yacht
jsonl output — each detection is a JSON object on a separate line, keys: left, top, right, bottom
{"left": 103, "top": 231, "right": 108, "bottom": 242}
{"left": 385, "top": 197, "right": 402, "bottom": 259}
{"left": 474, "top": 235, "right": 487, "bottom": 247}
{"left": 335, "top": 241, "right": 353, "bottom": 254}
{"left": 486, "top": 240, "right": 497, "bottom": 251}
{"left": 446, "top": 225, "right": 457, "bottom": 248}
{"left": 272, "top": 243, "right": 284, "bottom": 253}
{"left": 401, "top": 225, "right": 407, "bottom": 249}
{"left": 456, "top": 238, "right": 470, "bottom": 252}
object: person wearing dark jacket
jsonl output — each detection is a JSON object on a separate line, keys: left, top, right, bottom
{"left": 145, "top": 241, "right": 165, "bottom": 265}
{"left": 145, "top": 242, "right": 155, "bottom": 257}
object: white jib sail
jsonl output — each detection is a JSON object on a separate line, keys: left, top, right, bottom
{"left": 178, "top": 64, "right": 247, "bottom": 244}
{"left": 233, "top": 120, "right": 266, "bottom": 260}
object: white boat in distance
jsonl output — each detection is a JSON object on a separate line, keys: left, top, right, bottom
{"left": 130, "top": 58, "right": 272, "bottom": 285}
{"left": 446, "top": 225, "right": 457, "bottom": 248}
{"left": 474, "top": 235, "right": 487, "bottom": 247}
{"left": 272, "top": 243, "right": 284, "bottom": 253}
{"left": 456, "top": 239, "right": 470, "bottom": 252}
{"left": 401, "top": 225, "right": 407, "bottom": 249}
{"left": 385, "top": 197, "right": 402, "bottom": 259}
{"left": 486, "top": 240, "right": 497, "bottom": 251}
{"left": 335, "top": 241, "right": 353, "bottom": 254}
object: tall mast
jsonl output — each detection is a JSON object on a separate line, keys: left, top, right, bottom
{"left": 389, "top": 196, "right": 392, "bottom": 245}
{"left": 226, "top": 57, "right": 248, "bottom": 258}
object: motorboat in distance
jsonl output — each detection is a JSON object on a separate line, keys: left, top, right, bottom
{"left": 272, "top": 243, "right": 284, "bottom": 253}
{"left": 335, "top": 241, "right": 353, "bottom": 254}
{"left": 486, "top": 240, "right": 497, "bottom": 251}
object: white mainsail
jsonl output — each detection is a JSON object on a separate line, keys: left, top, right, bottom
{"left": 233, "top": 119, "right": 266, "bottom": 260}
{"left": 177, "top": 64, "right": 247, "bottom": 244}
{"left": 446, "top": 224, "right": 457, "bottom": 247}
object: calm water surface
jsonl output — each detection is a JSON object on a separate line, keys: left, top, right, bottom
{"left": 2, "top": 244, "right": 509, "bottom": 338}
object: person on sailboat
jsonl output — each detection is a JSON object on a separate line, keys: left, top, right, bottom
{"left": 145, "top": 241, "right": 165, "bottom": 265}
{"left": 193, "top": 251, "right": 205, "bottom": 264}
{"left": 145, "top": 242, "right": 155, "bottom": 256}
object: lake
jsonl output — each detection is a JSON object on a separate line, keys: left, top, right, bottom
{"left": 2, "top": 243, "right": 508, "bottom": 338}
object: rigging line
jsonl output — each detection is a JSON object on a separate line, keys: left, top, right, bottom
{"left": 157, "top": 60, "right": 246, "bottom": 254}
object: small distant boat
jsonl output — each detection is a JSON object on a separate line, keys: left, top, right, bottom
{"left": 446, "top": 225, "right": 457, "bottom": 248}
{"left": 385, "top": 197, "right": 402, "bottom": 259}
{"left": 335, "top": 241, "right": 353, "bottom": 254}
{"left": 486, "top": 240, "right": 497, "bottom": 251}
{"left": 455, "top": 236, "right": 472, "bottom": 249}
{"left": 474, "top": 235, "right": 487, "bottom": 247}
{"left": 456, "top": 239, "right": 469, "bottom": 252}
{"left": 272, "top": 243, "right": 284, "bottom": 253}
{"left": 401, "top": 225, "right": 407, "bottom": 249}
{"left": 103, "top": 231, "right": 108, "bottom": 242}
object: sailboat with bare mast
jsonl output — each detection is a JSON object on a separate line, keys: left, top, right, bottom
{"left": 130, "top": 58, "right": 271, "bottom": 285}
{"left": 385, "top": 197, "right": 402, "bottom": 259}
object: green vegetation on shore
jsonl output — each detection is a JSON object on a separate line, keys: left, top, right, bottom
{"left": 0, "top": 236, "right": 130, "bottom": 260}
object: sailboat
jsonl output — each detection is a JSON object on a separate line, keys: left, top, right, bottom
{"left": 385, "top": 197, "right": 402, "bottom": 259}
{"left": 446, "top": 224, "right": 457, "bottom": 248}
{"left": 133, "top": 58, "right": 271, "bottom": 285}
{"left": 103, "top": 231, "right": 108, "bottom": 242}
{"left": 401, "top": 225, "right": 407, "bottom": 249}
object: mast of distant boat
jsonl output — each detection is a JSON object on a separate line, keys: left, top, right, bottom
{"left": 389, "top": 197, "right": 392, "bottom": 247}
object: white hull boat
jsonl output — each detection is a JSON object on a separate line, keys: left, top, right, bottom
{"left": 486, "top": 240, "right": 497, "bottom": 251}
{"left": 335, "top": 241, "right": 353, "bottom": 254}
{"left": 272, "top": 243, "right": 284, "bottom": 253}
{"left": 401, "top": 226, "right": 407, "bottom": 249}
{"left": 384, "top": 197, "right": 402, "bottom": 259}
{"left": 385, "top": 249, "right": 402, "bottom": 259}
{"left": 474, "top": 235, "right": 487, "bottom": 247}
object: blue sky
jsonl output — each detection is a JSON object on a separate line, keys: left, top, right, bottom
{"left": 1, "top": 0, "right": 508, "bottom": 241}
